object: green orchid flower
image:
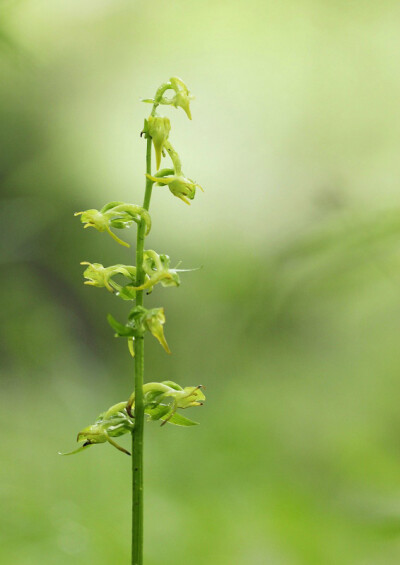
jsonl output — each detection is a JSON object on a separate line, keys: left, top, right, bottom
{"left": 144, "top": 115, "right": 171, "bottom": 170}
{"left": 107, "top": 305, "right": 170, "bottom": 355}
{"left": 142, "top": 76, "right": 194, "bottom": 120}
{"left": 75, "top": 202, "right": 151, "bottom": 247}
{"left": 169, "top": 76, "right": 194, "bottom": 120}
{"left": 127, "top": 381, "right": 205, "bottom": 423}
{"left": 59, "top": 401, "right": 134, "bottom": 456}
{"left": 130, "top": 250, "right": 180, "bottom": 291}
{"left": 60, "top": 381, "right": 206, "bottom": 456}
{"left": 146, "top": 172, "right": 203, "bottom": 205}
{"left": 80, "top": 262, "right": 144, "bottom": 301}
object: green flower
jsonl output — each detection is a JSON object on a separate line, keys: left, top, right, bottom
{"left": 80, "top": 262, "right": 139, "bottom": 300}
{"left": 59, "top": 402, "right": 134, "bottom": 456}
{"left": 145, "top": 116, "right": 171, "bottom": 170}
{"left": 142, "top": 76, "right": 194, "bottom": 120}
{"left": 132, "top": 250, "right": 180, "bottom": 291}
{"left": 75, "top": 202, "right": 151, "bottom": 247}
{"left": 127, "top": 381, "right": 205, "bottom": 424}
{"left": 169, "top": 76, "right": 194, "bottom": 120}
{"left": 158, "top": 383, "right": 205, "bottom": 425}
{"left": 60, "top": 380, "right": 206, "bottom": 456}
{"left": 107, "top": 305, "right": 171, "bottom": 355}
{"left": 146, "top": 173, "right": 203, "bottom": 205}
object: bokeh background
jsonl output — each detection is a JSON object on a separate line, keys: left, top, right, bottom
{"left": 2, "top": 1, "right": 400, "bottom": 563}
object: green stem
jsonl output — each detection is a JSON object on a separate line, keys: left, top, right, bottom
{"left": 131, "top": 136, "right": 153, "bottom": 565}
{"left": 163, "top": 140, "right": 182, "bottom": 175}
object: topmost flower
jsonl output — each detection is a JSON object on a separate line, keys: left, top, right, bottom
{"left": 168, "top": 77, "right": 194, "bottom": 120}
{"left": 142, "top": 76, "right": 194, "bottom": 120}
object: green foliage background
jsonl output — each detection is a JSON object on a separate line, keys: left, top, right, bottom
{"left": 2, "top": 1, "right": 400, "bottom": 563}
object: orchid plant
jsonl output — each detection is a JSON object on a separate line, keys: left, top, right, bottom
{"left": 61, "top": 77, "right": 205, "bottom": 565}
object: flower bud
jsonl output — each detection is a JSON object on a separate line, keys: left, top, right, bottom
{"left": 146, "top": 116, "right": 171, "bottom": 170}
{"left": 144, "top": 307, "right": 171, "bottom": 354}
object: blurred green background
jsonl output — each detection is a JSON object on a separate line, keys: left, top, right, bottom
{"left": 2, "top": 1, "right": 400, "bottom": 563}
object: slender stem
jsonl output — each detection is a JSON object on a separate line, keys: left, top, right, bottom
{"left": 163, "top": 141, "right": 182, "bottom": 175}
{"left": 131, "top": 136, "right": 153, "bottom": 565}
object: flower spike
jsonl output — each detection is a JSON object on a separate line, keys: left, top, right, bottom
{"left": 66, "top": 75, "right": 206, "bottom": 565}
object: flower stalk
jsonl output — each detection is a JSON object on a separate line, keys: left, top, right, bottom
{"left": 64, "top": 77, "right": 204, "bottom": 565}
{"left": 131, "top": 132, "right": 153, "bottom": 565}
